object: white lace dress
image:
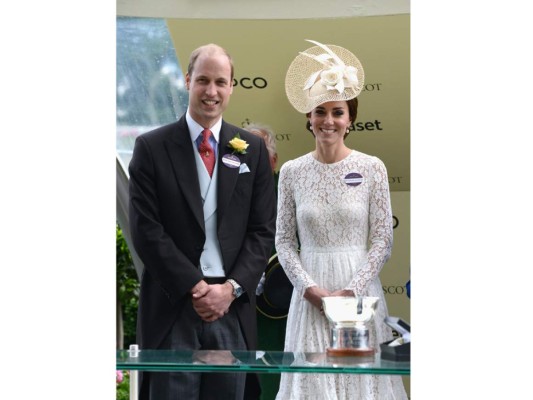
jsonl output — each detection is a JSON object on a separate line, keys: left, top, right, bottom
{"left": 275, "top": 151, "right": 408, "bottom": 400}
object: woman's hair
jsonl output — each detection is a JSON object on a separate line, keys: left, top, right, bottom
{"left": 305, "top": 97, "right": 359, "bottom": 139}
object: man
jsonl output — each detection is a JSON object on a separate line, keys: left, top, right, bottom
{"left": 129, "top": 43, "right": 276, "bottom": 399}
{"left": 244, "top": 123, "right": 278, "bottom": 172}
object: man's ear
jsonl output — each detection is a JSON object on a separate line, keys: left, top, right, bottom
{"left": 185, "top": 73, "right": 190, "bottom": 90}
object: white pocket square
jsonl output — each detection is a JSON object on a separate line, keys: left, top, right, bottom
{"left": 239, "top": 163, "right": 250, "bottom": 174}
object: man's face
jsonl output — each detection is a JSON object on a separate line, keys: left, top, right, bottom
{"left": 186, "top": 52, "right": 233, "bottom": 128}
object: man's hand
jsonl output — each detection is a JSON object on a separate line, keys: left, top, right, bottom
{"left": 190, "top": 280, "right": 210, "bottom": 299}
{"left": 191, "top": 281, "right": 234, "bottom": 322}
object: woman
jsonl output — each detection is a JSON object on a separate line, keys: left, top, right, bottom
{"left": 275, "top": 40, "right": 407, "bottom": 399}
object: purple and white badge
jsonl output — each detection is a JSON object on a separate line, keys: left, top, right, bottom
{"left": 222, "top": 154, "right": 241, "bottom": 168}
{"left": 344, "top": 172, "right": 364, "bottom": 187}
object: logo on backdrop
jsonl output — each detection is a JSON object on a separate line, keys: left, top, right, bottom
{"left": 241, "top": 119, "right": 293, "bottom": 142}
{"left": 389, "top": 176, "right": 404, "bottom": 184}
{"left": 388, "top": 177, "right": 406, "bottom": 189}
{"left": 233, "top": 77, "right": 268, "bottom": 89}
{"left": 382, "top": 285, "right": 407, "bottom": 295}
{"left": 361, "top": 83, "right": 383, "bottom": 92}
{"left": 352, "top": 120, "right": 383, "bottom": 132}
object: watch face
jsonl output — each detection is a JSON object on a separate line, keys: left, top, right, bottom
{"left": 227, "top": 279, "right": 243, "bottom": 298}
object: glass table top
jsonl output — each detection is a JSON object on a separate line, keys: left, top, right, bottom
{"left": 117, "top": 349, "right": 409, "bottom": 375}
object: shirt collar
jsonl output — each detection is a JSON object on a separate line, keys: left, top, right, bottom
{"left": 186, "top": 108, "right": 222, "bottom": 143}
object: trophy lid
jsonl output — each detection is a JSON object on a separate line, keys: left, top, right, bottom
{"left": 322, "top": 296, "right": 379, "bottom": 325}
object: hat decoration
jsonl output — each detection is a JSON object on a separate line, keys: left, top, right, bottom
{"left": 285, "top": 39, "right": 365, "bottom": 113}
{"left": 301, "top": 40, "right": 359, "bottom": 95}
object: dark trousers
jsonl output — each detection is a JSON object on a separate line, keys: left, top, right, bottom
{"left": 148, "top": 298, "right": 247, "bottom": 400}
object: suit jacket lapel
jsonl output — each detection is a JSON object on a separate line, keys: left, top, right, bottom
{"left": 165, "top": 116, "right": 205, "bottom": 231}
{"left": 217, "top": 121, "right": 240, "bottom": 223}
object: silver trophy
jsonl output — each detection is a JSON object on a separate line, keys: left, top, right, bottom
{"left": 322, "top": 296, "right": 379, "bottom": 356}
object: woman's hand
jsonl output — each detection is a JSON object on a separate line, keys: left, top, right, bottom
{"left": 303, "top": 286, "right": 331, "bottom": 310}
{"left": 330, "top": 289, "right": 355, "bottom": 297}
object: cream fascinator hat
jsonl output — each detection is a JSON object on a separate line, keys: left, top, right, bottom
{"left": 285, "top": 39, "right": 365, "bottom": 113}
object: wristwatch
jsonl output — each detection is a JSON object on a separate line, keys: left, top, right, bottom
{"left": 226, "top": 279, "right": 244, "bottom": 298}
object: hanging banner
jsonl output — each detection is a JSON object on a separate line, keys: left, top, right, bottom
{"left": 166, "top": 14, "right": 410, "bottom": 191}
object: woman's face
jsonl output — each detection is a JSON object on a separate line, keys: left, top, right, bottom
{"left": 308, "top": 101, "right": 351, "bottom": 145}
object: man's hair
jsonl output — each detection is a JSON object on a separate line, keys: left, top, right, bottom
{"left": 187, "top": 44, "right": 234, "bottom": 80}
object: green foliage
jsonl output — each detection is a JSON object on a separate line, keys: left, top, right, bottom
{"left": 116, "top": 224, "right": 140, "bottom": 348}
{"left": 116, "top": 371, "right": 130, "bottom": 400}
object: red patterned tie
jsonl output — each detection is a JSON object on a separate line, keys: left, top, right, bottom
{"left": 198, "top": 129, "right": 215, "bottom": 177}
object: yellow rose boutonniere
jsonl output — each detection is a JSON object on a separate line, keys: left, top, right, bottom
{"left": 227, "top": 134, "right": 249, "bottom": 155}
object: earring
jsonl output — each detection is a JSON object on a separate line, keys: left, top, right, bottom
{"left": 346, "top": 127, "right": 350, "bottom": 134}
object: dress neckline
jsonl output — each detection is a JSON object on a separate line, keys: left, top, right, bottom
{"left": 309, "top": 150, "right": 354, "bottom": 166}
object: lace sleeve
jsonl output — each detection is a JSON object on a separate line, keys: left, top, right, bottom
{"left": 345, "top": 157, "right": 393, "bottom": 295}
{"left": 275, "top": 161, "right": 317, "bottom": 292}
